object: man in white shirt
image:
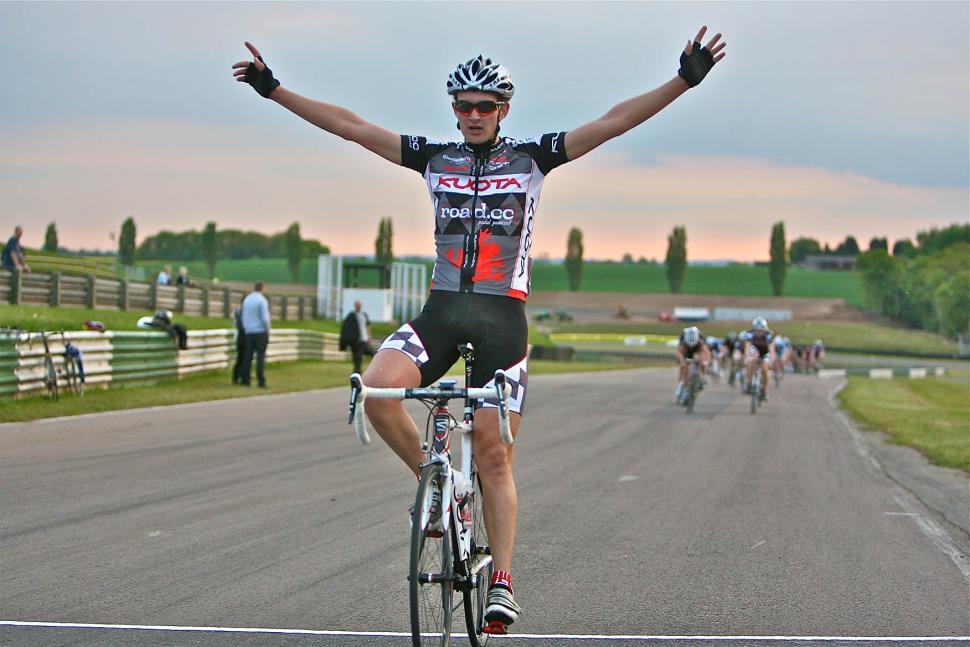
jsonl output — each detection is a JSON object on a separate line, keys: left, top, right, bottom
{"left": 239, "top": 281, "right": 271, "bottom": 388}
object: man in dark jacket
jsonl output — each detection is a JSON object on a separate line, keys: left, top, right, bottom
{"left": 340, "top": 301, "right": 374, "bottom": 374}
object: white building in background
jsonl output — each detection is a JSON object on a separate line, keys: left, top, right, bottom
{"left": 317, "top": 255, "right": 426, "bottom": 323}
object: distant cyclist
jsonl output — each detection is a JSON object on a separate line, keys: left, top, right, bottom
{"left": 808, "top": 338, "right": 826, "bottom": 372}
{"left": 676, "top": 326, "right": 711, "bottom": 402}
{"left": 705, "top": 334, "right": 725, "bottom": 380}
{"left": 772, "top": 333, "right": 791, "bottom": 379}
{"left": 742, "top": 317, "right": 776, "bottom": 400}
{"left": 234, "top": 27, "right": 726, "bottom": 633}
{"left": 723, "top": 331, "right": 740, "bottom": 384}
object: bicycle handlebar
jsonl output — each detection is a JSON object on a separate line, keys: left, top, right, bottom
{"left": 347, "top": 371, "right": 513, "bottom": 447}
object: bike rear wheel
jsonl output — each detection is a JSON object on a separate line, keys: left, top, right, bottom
{"left": 411, "top": 463, "right": 454, "bottom": 646}
{"left": 463, "top": 473, "right": 492, "bottom": 646}
{"left": 44, "top": 357, "right": 59, "bottom": 401}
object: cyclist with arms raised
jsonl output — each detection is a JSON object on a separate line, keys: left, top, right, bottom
{"left": 234, "top": 28, "right": 726, "bottom": 633}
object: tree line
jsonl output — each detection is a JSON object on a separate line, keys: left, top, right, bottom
{"left": 39, "top": 218, "right": 329, "bottom": 283}
{"left": 563, "top": 221, "right": 792, "bottom": 296}
{"left": 857, "top": 224, "right": 969, "bottom": 345}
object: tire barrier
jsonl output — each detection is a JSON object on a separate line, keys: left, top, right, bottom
{"left": 0, "top": 328, "right": 347, "bottom": 397}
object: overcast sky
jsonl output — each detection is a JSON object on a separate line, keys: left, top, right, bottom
{"left": 2, "top": 1, "right": 967, "bottom": 261}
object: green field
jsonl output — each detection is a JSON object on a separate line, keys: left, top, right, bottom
{"left": 0, "top": 303, "right": 339, "bottom": 335}
{"left": 529, "top": 262, "right": 863, "bottom": 305}
{"left": 546, "top": 319, "right": 959, "bottom": 356}
{"left": 137, "top": 257, "right": 323, "bottom": 286}
{"left": 838, "top": 377, "right": 970, "bottom": 472}
{"left": 134, "top": 257, "right": 863, "bottom": 305}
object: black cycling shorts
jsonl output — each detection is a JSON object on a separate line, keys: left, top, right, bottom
{"left": 377, "top": 290, "right": 529, "bottom": 414}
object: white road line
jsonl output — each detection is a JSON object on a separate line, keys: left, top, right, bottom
{"left": 0, "top": 622, "right": 967, "bottom": 642}
{"left": 826, "top": 382, "right": 970, "bottom": 583}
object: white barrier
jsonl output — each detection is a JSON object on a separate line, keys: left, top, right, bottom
{"left": 869, "top": 368, "right": 894, "bottom": 379}
{"left": 816, "top": 369, "right": 847, "bottom": 378}
{"left": 908, "top": 367, "right": 927, "bottom": 378}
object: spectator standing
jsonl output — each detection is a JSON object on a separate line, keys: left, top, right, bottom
{"left": 340, "top": 300, "right": 375, "bottom": 374}
{"left": 175, "top": 265, "right": 191, "bottom": 286}
{"left": 2, "top": 226, "right": 30, "bottom": 271}
{"left": 231, "top": 296, "right": 247, "bottom": 384}
{"left": 239, "top": 281, "right": 271, "bottom": 388}
{"left": 157, "top": 265, "right": 172, "bottom": 285}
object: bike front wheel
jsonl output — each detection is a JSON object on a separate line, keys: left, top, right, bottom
{"left": 750, "top": 375, "right": 761, "bottom": 414}
{"left": 685, "top": 367, "right": 699, "bottom": 414}
{"left": 65, "top": 357, "right": 83, "bottom": 396}
{"left": 411, "top": 463, "right": 454, "bottom": 647}
{"left": 463, "top": 473, "right": 492, "bottom": 646}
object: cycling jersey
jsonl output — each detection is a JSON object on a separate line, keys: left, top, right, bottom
{"left": 678, "top": 334, "right": 709, "bottom": 360}
{"left": 745, "top": 329, "right": 775, "bottom": 357}
{"left": 400, "top": 133, "right": 570, "bottom": 301}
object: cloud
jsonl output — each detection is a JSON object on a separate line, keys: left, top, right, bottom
{"left": 539, "top": 151, "right": 967, "bottom": 259}
{"left": 2, "top": 121, "right": 964, "bottom": 262}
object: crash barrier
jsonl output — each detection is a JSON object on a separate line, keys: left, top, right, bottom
{"left": 0, "top": 328, "right": 347, "bottom": 397}
{"left": 528, "top": 345, "right": 575, "bottom": 361}
{"left": 817, "top": 367, "right": 949, "bottom": 379}
{"left": 0, "top": 269, "right": 317, "bottom": 321}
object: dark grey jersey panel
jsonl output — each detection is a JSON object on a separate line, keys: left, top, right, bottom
{"left": 399, "top": 133, "right": 569, "bottom": 300}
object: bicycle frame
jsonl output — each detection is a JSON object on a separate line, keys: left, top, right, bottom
{"left": 347, "top": 345, "right": 511, "bottom": 645}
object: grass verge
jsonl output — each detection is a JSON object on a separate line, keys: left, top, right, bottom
{"left": 838, "top": 376, "right": 970, "bottom": 473}
{"left": 0, "top": 358, "right": 644, "bottom": 423}
{"left": 547, "top": 319, "right": 958, "bottom": 356}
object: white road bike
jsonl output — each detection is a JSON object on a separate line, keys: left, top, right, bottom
{"left": 348, "top": 343, "right": 512, "bottom": 647}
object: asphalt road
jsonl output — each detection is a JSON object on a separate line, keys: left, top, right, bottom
{"left": 1, "top": 369, "right": 967, "bottom": 647}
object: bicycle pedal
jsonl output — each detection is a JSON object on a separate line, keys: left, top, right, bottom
{"left": 483, "top": 620, "right": 508, "bottom": 635}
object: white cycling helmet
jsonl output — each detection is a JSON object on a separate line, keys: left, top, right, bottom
{"left": 447, "top": 55, "right": 515, "bottom": 99}
{"left": 752, "top": 316, "right": 768, "bottom": 331}
{"left": 683, "top": 327, "right": 700, "bottom": 347}
{"left": 136, "top": 316, "right": 155, "bottom": 329}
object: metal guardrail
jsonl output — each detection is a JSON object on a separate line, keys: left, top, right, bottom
{"left": 0, "top": 328, "right": 347, "bottom": 397}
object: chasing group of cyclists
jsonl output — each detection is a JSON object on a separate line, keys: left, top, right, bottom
{"left": 675, "top": 317, "right": 826, "bottom": 406}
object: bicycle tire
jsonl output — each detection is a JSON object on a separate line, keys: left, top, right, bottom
{"left": 410, "top": 463, "right": 454, "bottom": 647}
{"left": 750, "top": 372, "right": 760, "bottom": 415}
{"left": 65, "top": 357, "right": 82, "bottom": 396}
{"left": 685, "top": 365, "right": 698, "bottom": 414}
{"left": 463, "top": 473, "right": 492, "bottom": 647}
{"left": 45, "top": 357, "right": 59, "bottom": 401}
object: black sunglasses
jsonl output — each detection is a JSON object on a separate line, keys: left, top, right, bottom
{"left": 453, "top": 99, "right": 505, "bottom": 116}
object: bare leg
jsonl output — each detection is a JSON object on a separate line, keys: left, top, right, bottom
{"left": 362, "top": 349, "right": 424, "bottom": 477}
{"left": 473, "top": 408, "right": 521, "bottom": 573}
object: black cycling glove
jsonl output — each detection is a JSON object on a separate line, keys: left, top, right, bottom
{"left": 677, "top": 42, "right": 715, "bottom": 88}
{"left": 244, "top": 56, "right": 281, "bottom": 98}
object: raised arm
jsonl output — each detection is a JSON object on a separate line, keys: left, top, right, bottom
{"left": 232, "top": 42, "right": 401, "bottom": 164}
{"left": 564, "top": 26, "right": 726, "bottom": 162}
